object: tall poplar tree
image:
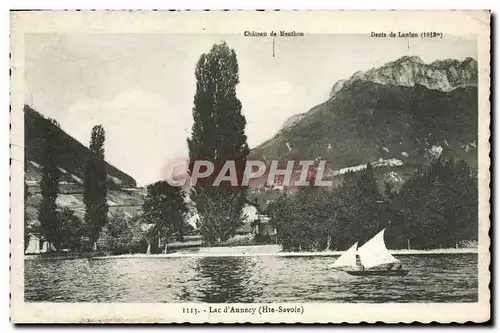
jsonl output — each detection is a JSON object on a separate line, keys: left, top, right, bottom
{"left": 38, "top": 118, "right": 61, "bottom": 250}
{"left": 84, "top": 125, "right": 108, "bottom": 247}
{"left": 187, "top": 42, "right": 250, "bottom": 245}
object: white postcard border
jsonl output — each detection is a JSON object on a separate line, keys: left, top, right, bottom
{"left": 10, "top": 10, "right": 491, "bottom": 323}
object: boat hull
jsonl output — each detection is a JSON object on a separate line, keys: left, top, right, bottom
{"left": 346, "top": 270, "right": 409, "bottom": 276}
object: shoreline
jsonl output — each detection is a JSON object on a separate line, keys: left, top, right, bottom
{"left": 90, "top": 247, "right": 478, "bottom": 260}
{"left": 25, "top": 245, "right": 478, "bottom": 260}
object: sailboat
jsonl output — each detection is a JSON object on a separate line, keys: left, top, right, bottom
{"left": 332, "top": 229, "right": 409, "bottom": 276}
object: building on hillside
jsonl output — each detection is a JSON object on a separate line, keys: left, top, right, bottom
{"left": 25, "top": 233, "right": 54, "bottom": 254}
{"left": 183, "top": 203, "right": 275, "bottom": 238}
{"left": 235, "top": 204, "right": 257, "bottom": 235}
{"left": 236, "top": 204, "right": 275, "bottom": 237}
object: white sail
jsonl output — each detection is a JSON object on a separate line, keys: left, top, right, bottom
{"left": 358, "top": 229, "right": 399, "bottom": 269}
{"left": 332, "top": 242, "right": 358, "bottom": 267}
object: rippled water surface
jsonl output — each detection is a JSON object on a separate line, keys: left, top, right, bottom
{"left": 25, "top": 254, "right": 477, "bottom": 303}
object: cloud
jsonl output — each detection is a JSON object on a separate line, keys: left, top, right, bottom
{"left": 63, "top": 90, "right": 192, "bottom": 185}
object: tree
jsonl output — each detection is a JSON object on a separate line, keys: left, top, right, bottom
{"left": 84, "top": 125, "right": 108, "bottom": 247}
{"left": 187, "top": 42, "right": 250, "bottom": 245}
{"left": 450, "top": 160, "right": 478, "bottom": 243}
{"left": 142, "top": 181, "right": 188, "bottom": 252}
{"left": 195, "top": 189, "right": 245, "bottom": 245}
{"left": 353, "top": 164, "right": 384, "bottom": 245}
{"left": 38, "top": 118, "right": 61, "bottom": 250}
{"left": 266, "top": 164, "right": 386, "bottom": 252}
{"left": 266, "top": 158, "right": 477, "bottom": 252}
{"left": 266, "top": 187, "right": 334, "bottom": 252}
{"left": 330, "top": 165, "right": 385, "bottom": 250}
{"left": 24, "top": 181, "right": 31, "bottom": 251}
{"left": 105, "top": 209, "right": 133, "bottom": 254}
{"left": 332, "top": 171, "right": 359, "bottom": 249}
{"left": 395, "top": 157, "right": 478, "bottom": 249}
{"left": 59, "top": 207, "right": 86, "bottom": 251}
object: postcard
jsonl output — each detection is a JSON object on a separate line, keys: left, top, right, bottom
{"left": 10, "top": 10, "right": 490, "bottom": 323}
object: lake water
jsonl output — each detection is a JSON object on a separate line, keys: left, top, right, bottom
{"left": 25, "top": 254, "right": 477, "bottom": 303}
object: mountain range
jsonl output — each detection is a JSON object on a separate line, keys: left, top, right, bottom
{"left": 24, "top": 55, "right": 479, "bottom": 226}
{"left": 249, "top": 56, "right": 478, "bottom": 189}
{"left": 24, "top": 105, "right": 144, "bottom": 226}
{"left": 329, "top": 56, "right": 477, "bottom": 97}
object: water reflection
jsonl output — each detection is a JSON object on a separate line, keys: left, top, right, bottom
{"left": 24, "top": 254, "right": 478, "bottom": 303}
{"left": 194, "top": 257, "right": 261, "bottom": 303}
{"left": 25, "top": 258, "right": 118, "bottom": 302}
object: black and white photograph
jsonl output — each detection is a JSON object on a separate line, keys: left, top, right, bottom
{"left": 10, "top": 10, "right": 490, "bottom": 323}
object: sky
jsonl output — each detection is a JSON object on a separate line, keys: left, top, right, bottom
{"left": 25, "top": 33, "right": 476, "bottom": 186}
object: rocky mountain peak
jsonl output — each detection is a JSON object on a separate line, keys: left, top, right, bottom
{"left": 329, "top": 56, "right": 478, "bottom": 98}
{"left": 393, "top": 55, "right": 424, "bottom": 65}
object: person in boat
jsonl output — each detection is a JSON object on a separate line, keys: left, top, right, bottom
{"left": 356, "top": 254, "right": 365, "bottom": 271}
